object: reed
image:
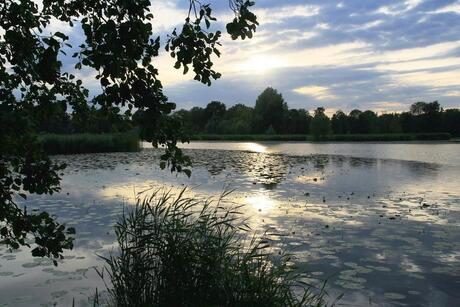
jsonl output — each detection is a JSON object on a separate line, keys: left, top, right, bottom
{"left": 97, "top": 188, "right": 338, "bottom": 307}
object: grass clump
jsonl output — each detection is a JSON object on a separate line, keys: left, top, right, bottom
{"left": 98, "top": 189, "right": 337, "bottom": 307}
{"left": 38, "top": 133, "right": 140, "bottom": 155}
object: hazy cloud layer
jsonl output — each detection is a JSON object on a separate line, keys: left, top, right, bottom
{"left": 48, "top": 0, "right": 460, "bottom": 113}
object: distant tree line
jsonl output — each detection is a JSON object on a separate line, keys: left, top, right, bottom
{"left": 174, "top": 87, "right": 460, "bottom": 138}
{"left": 33, "top": 87, "right": 460, "bottom": 138}
{"left": 326, "top": 100, "right": 460, "bottom": 137}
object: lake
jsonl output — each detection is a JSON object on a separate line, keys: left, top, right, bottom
{"left": 1, "top": 141, "right": 459, "bottom": 306}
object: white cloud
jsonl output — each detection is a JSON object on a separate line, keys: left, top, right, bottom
{"left": 254, "top": 5, "right": 320, "bottom": 24}
{"left": 377, "top": 0, "right": 424, "bottom": 15}
{"left": 376, "top": 0, "right": 423, "bottom": 15}
{"left": 367, "top": 41, "right": 460, "bottom": 63}
{"left": 390, "top": 70, "right": 460, "bottom": 88}
{"left": 374, "top": 57, "right": 460, "bottom": 72}
{"left": 431, "top": 2, "right": 460, "bottom": 14}
{"left": 150, "top": 1, "right": 185, "bottom": 32}
{"left": 293, "top": 86, "right": 337, "bottom": 100}
{"left": 405, "top": 0, "right": 424, "bottom": 11}
{"left": 355, "top": 20, "right": 384, "bottom": 30}
{"left": 368, "top": 101, "right": 407, "bottom": 113}
{"left": 445, "top": 90, "right": 460, "bottom": 97}
{"left": 316, "top": 23, "right": 330, "bottom": 30}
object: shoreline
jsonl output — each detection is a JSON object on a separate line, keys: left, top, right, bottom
{"left": 189, "top": 133, "right": 452, "bottom": 142}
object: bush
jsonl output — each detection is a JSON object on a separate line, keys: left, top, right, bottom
{"left": 98, "top": 189, "right": 336, "bottom": 307}
{"left": 38, "top": 133, "right": 140, "bottom": 155}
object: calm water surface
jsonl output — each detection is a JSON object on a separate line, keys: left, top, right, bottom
{"left": 1, "top": 142, "right": 459, "bottom": 306}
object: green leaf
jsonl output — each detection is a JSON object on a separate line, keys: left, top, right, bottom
{"left": 54, "top": 32, "right": 68, "bottom": 40}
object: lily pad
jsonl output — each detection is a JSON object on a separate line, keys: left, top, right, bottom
{"left": 384, "top": 292, "right": 406, "bottom": 300}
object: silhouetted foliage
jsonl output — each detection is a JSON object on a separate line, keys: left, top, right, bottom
{"left": 285, "top": 109, "right": 312, "bottom": 134}
{"left": 204, "top": 101, "right": 227, "bottom": 133}
{"left": 331, "top": 110, "right": 347, "bottom": 135}
{"left": 253, "top": 87, "right": 288, "bottom": 133}
{"left": 348, "top": 109, "right": 362, "bottom": 134}
{"left": 442, "top": 109, "right": 460, "bottom": 137}
{"left": 223, "top": 103, "right": 254, "bottom": 134}
{"left": 310, "top": 107, "right": 331, "bottom": 140}
{"left": 358, "top": 110, "right": 378, "bottom": 134}
{"left": 190, "top": 107, "right": 208, "bottom": 132}
{"left": 1, "top": 0, "right": 258, "bottom": 259}
{"left": 377, "top": 114, "right": 402, "bottom": 134}
{"left": 205, "top": 101, "right": 226, "bottom": 121}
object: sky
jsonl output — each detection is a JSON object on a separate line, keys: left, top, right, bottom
{"left": 46, "top": 0, "right": 460, "bottom": 114}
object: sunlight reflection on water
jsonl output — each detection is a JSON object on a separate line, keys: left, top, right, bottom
{"left": 245, "top": 193, "right": 277, "bottom": 213}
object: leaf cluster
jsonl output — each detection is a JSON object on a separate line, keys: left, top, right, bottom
{"left": 227, "top": 0, "right": 259, "bottom": 40}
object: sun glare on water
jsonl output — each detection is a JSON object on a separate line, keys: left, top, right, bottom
{"left": 242, "top": 142, "right": 267, "bottom": 153}
{"left": 246, "top": 194, "right": 278, "bottom": 212}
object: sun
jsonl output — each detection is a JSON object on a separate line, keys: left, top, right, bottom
{"left": 237, "top": 54, "right": 285, "bottom": 73}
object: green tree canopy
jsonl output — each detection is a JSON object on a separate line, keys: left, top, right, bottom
{"left": 205, "top": 101, "right": 227, "bottom": 121}
{"left": 358, "top": 110, "right": 378, "bottom": 134}
{"left": 222, "top": 103, "right": 254, "bottom": 134}
{"left": 310, "top": 107, "right": 330, "bottom": 140}
{"left": 226, "top": 103, "right": 253, "bottom": 121}
{"left": 410, "top": 102, "right": 427, "bottom": 115}
{"left": 348, "top": 109, "right": 363, "bottom": 133}
{"left": 285, "top": 109, "right": 311, "bottom": 134}
{"left": 189, "top": 107, "right": 208, "bottom": 132}
{"left": 253, "top": 87, "right": 288, "bottom": 133}
{"left": 331, "top": 110, "right": 347, "bottom": 134}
